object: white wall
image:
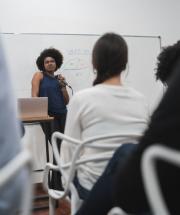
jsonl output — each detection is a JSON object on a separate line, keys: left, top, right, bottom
{"left": 0, "top": 0, "right": 180, "bottom": 45}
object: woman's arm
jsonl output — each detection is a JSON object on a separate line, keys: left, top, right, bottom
{"left": 31, "top": 72, "right": 43, "bottom": 97}
{"left": 57, "top": 74, "right": 70, "bottom": 104}
{"left": 61, "top": 87, "right": 70, "bottom": 105}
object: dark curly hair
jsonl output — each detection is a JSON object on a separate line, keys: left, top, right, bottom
{"left": 36, "top": 48, "right": 63, "bottom": 72}
{"left": 92, "top": 33, "right": 128, "bottom": 85}
{"left": 156, "top": 41, "right": 180, "bottom": 85}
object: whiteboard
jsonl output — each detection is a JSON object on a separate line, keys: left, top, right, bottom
{"left": 2, "top": 33, "right": 163, "bottom": 113}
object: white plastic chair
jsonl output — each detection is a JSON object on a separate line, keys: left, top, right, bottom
{"left": 0, "top": 147, "right": 32, "bottom": 215}
{"left": 108, "top": 144, "right": 180, "bottom": 215}
{"left": 107, "top": 207, "right": 128, "bottom": 215}
{"left": 141, "top": 145, "right": 180, "bottom": 215}
{"left": 43, "top": 131, "right": 137, "bottom": 215}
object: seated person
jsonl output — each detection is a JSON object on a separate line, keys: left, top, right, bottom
{"left": 76, "top": 40, "right": 180, "bottom": 215}
{"left": 61, "top": 33, "right": 149, "bottom": 200}
{"left": 0, "top": 39, "right": 28, "bottom": 215}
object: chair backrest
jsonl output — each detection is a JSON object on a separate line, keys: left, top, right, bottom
{"left": 0, "top": 148, "right": 32, "bottom": 215}
{"left": 141, "top": 145, "right": 180, "bottom": 215}
{"left": 51, "top": 131, "right": 137, "bottom": 214}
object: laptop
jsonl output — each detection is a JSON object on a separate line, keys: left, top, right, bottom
{"left": 17, "top": 97, "right": 48, "bottom": 118}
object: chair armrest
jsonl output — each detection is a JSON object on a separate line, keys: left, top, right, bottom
{"left": 48, "top": 189, "right": 67, "bottom": 200}
{"left": 51, "top": 132, "right": 83, "bottom": 199}
{"left": 107, "top": 207, "right": 128, "bottom": 215}
{"left": 43, "top": 163, "right": 59, "bottom": 192}
{"left": 141, "top": 145, "right": 180, "bottom": 215}
{"left": 43, "top": 163, "right": 69, "bottom": 200}
{"left": 0, "top": 149, "right": 32, "bottom": 187}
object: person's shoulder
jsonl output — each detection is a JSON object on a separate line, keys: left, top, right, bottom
{"left": 75, "top": 87, "right": 97, "bottom": 97}
{"left": 32, "top": 71, "right": 43, "bottom": 80}
{"left": 34, "top": 71, "right": 43, "bottom": 76}
{"left": 126, "top": 86, "right": 146, "bottom": 99}
{"left": 70, "top": 87, "right": 96, "bottom": 104}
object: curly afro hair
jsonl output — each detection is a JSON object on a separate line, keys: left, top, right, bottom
{"left": 156, "top": 41, "right": 180, "bottom": 85}
{"left": 36, "top": 48, "right": 63, "bottom": 72}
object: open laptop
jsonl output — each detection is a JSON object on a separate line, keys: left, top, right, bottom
{"left": 17, "top": 97, "right": 48, "bottom": 118}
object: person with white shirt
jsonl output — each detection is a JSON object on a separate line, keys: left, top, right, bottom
{"left": 60, "top": 33, "right": 149, "bottom": 200}
{"left": 76, "top": 39, "right": 180, "bottom": 215}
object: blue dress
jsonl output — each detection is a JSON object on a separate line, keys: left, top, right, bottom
{"left": 39, "top": 73, "right": 67, "bottom": 116}
{"left": 39, "top": 72, "right": 67, "bottom": 190}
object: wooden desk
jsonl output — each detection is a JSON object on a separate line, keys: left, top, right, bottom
{"left": 21, "top": 115, "right": 54, "bottom": 123}
{"left": 20, "top": 115, "right": 54, "bottom": 167}
{"left": 20, "top": 115, "right": 54, "bottom": 211}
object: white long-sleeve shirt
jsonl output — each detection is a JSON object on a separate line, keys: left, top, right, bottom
{"left": 61, "top": 84, "right": 149, "bottom": 190}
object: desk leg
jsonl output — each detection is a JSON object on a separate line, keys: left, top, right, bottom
{"left": 40, "top": 120, "right": 53, "bottom": 163}
{"left": 33, "top": 121, "right": 53, "bottom": 211}
{"left": 45, "top": 131, "right": 50, "bottom": 163}
{"left": 43, "top": 121, "right": 53, "bottom": 187}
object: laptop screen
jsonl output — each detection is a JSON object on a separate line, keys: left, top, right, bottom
{"left": 17, "top": 97, "right": 48, "bottom": 118}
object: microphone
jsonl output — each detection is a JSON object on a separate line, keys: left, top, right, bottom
{"left": 61, "top": 80, "right": 70, "bottom": 87}
{"left": 60, "top": 79, "right": 72, "bottom": 89}
{"left": 55, "top": 75, "right": 71, "bottom": 88}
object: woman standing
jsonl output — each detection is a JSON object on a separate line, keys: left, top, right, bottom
{"left": 32, "top": 48, "right": 69, "bottom": 190}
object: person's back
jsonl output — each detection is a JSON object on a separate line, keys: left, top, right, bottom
{"left": 64, "top": 84, "right": 148, "bottom": 190}
{"left": 76, "top": 85, "right": 148, "bottom": 140}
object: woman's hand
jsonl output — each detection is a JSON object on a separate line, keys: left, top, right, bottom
{"left": 57, "top": 74, "right": 70, "bottom": 104}
{"left": 57, "top": 74, "right": 67, "bottom": 88}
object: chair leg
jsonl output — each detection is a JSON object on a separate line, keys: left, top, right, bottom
{"left": 49, "top": 197, "right": 56, "bottom": 215}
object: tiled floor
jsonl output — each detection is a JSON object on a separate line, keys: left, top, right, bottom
{"left": 32, "top": 183, "right": 71, "bottom": 215}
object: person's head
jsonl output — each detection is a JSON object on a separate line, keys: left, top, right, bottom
{"left": 92, "top": 33, "right": 128, "bottom": 85}
{"left": 36, "top": 48, "right": 63, "bottom": 73}
{"left": 156, "top": 41, "right": 180, "bottom": 86}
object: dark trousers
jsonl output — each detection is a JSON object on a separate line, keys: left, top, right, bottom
{"left": 41, "top": 113, "right": 66, "bottom": 191}
{"left": 76, "top": 143, "right": 137, "bottom": 215}
{"left": 73, "top": 175, "right": 90, "bottom": 200}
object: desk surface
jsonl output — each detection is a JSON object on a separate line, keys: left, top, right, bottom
{"left": 20, "top": 116, "right": 54, "bottom": 123}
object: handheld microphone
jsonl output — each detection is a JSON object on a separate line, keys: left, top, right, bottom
{"left": 55, "top": 75, "right": 71, "bottom": 87}
{"left": 61, "top": 80, "right": 73, "bottom": 95}
{"left": 61, "top": 80, "right": 70, "bottom": 87}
